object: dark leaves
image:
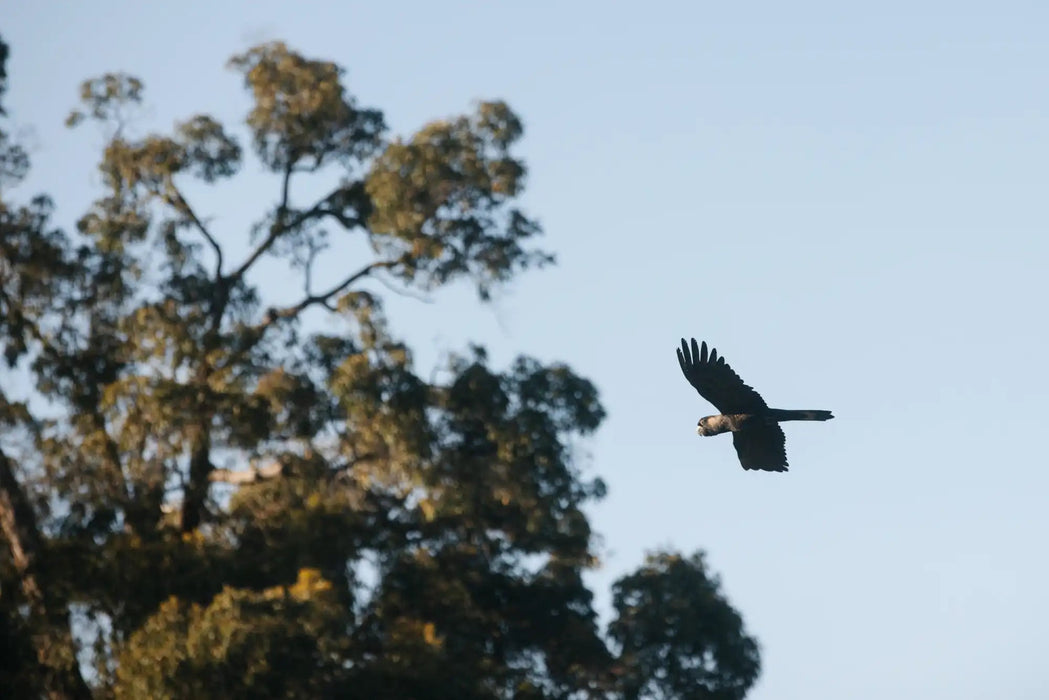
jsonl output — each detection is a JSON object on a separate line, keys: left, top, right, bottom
{"left": 176, "top": 115, "right": 241, "bottom": 182}
{"left": 66, "top": 73, "right": 144, "bottom": 131}
{"left": 610, "top": 551, "right": 762, "bottom": 700}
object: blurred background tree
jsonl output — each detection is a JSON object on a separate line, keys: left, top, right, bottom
{"left": 0, "top": 36, "right": 760, "bottom": 699}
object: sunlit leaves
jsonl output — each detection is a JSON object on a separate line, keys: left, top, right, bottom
{"left": 366, "top": 101, "right": 552, "bottom": 299}
{"left": 228, "top": 41, "right": 384, "bottom": 172}
{"left": 114, "top": 571, "right": 350, "bottom": 700}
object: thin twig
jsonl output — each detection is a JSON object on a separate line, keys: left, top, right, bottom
{"left": 218, "top": 254, "right": 409, "bottom": 371}
{"left": 229, "top": 202, "right": 327, "bottom": 283}
{"left": 228, "top": 178, "right": 365, "bottom": 285}
{"left": 371, "top": 271, "right": 434, "bottom": 303}
{"left": 273, "top": 254, "right": 410, "bottom": 322}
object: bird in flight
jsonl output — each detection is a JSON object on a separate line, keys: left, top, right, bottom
{"left": 676, "top": 338, "right": 833, "bottom": 471}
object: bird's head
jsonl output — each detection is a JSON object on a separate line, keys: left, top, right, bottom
{"left": 696, "top": 417, "right": 716, "bottom": 437}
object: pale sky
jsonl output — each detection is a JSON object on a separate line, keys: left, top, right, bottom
{"left": 4, "top": 2, "right": 1049, "bottom": 698}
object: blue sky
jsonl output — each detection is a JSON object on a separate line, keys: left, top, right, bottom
{"left": 4, "top": 2, "right": 1049, "bottom": 697}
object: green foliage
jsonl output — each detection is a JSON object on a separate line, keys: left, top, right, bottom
{"left": 0, "top": 130, "right": 28, "bottom": 186}
{"left": 610, "top": 552, "right": 762, "bottom": 700}
{"left": 228, "top": 41, "right": 384, "bottom": 172}
{"left": 0, "top": 36, "right": 761, "bottom": 699}
{"left": 366, "top": 100, "right": 552, "bottom": 300}
{"left": 114, "top": 570, "right": 350, "bottom": 700}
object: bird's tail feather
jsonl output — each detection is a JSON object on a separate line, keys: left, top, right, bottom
{"left": 768, "top": 409, "right": 834, "bottom": 422}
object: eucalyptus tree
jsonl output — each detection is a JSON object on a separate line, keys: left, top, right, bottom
{"left": 0, "top": 38, "right": 760, "bottom": 699}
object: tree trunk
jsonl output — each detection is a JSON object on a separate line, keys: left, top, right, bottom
{"left": 0, "top": 449, "right": 93, "bottom": 700}
{"left": 180, "top": 425, "right": 212, "bottom": 532}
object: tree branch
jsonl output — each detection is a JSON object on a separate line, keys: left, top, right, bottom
{"left": 228, "top": 163, "right": 297, "bottom": 283}
{"left": 227, "top": 176, "right": 366, "bottom": 286}
{"left": 279, "top": 160, "right": 293, "bottom": 220}
{"left": 208, "top": 452, "right": 379, "bottom": 486}
{"left": 166, "top": 184, "right": 223, "bottom": 278}
{"left": 208, "top": 461, "right": 284, "bottom": 485}
{"left": 269, "top": 253, "right": 410, "bottom": 324}
{"left": 371, "top": 270, "right": 435, "bottom": 303}
{"left": 216, "top": 254, "right": 406, "bottom": 375}
{"left": 179, "top": 424, "right": 213, "bottom": 533}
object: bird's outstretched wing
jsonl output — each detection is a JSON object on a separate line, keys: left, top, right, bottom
{"left": 732, "top": 423, "right": 788, "bottom": 472}
{"left": 676, "top": 338, "right": 768, "bottom": 414}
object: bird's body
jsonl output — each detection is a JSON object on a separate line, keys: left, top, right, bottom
{"left": 696, "top": 409, "right": 835, "bottom": 436}
{"left": 696, "top": 413, "right": 752, "bottom": 436}
{"left": 677, "top": 338, "right": 833, "bottom": 471}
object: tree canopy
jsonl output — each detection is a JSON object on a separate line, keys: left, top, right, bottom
{"left": 0, "top": 37, "right": 761, "bottom": 699}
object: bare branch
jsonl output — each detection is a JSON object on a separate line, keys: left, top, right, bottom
{"left": 371, "top": 270, "right": 435, "bottom": 303}
{"left": 0, "top": 449, "right": 46, "bottom": 599}
{"left": 0, "top": 448, "right": 93, "bottom": 699}
{"left": 270, "top": 253, "right": 410, "bottom": 324}
{"left": 208, "top": 452, "right": 379, "bottom": 485}
{"left": 229, "top": 163, "right": 297, "bottom": 282}
{"left": 302, "top": 232, "right": 328, "bottom": 298}
{"left": 228, "top": 176, "right": 366, "bottom": 285}
{"left": 165, "top": 185, "right": 223, "bottom": 277}
{"left": 279, "top": 161, "right": 293, "bottom": 220}
{"left": 231, "top": 212, "right": 316, "bottom": 283}
{"left": 218, "top": 254, "right": 408, "bottom": 373}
